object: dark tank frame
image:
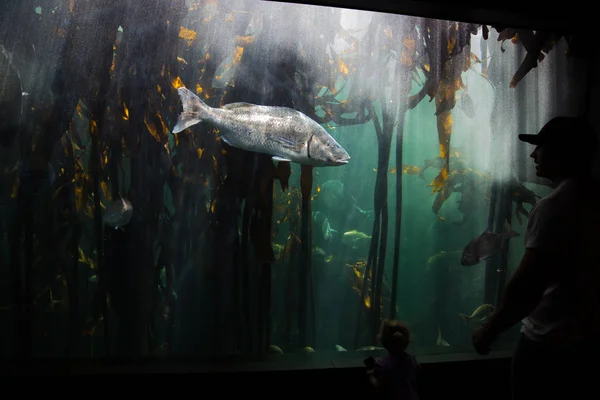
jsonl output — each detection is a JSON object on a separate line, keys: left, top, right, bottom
{"left": 2, "top": 2, "right": 596, "bottom": 398}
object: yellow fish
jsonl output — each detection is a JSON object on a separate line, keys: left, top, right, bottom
{"left": 342, "top": 230, "right": 371, "bottom": 249}
{"left": 460, "top": 303, "right": 495, "bottom": 324}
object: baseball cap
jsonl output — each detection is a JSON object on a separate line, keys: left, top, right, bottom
{"left": 518, "top": 116, "right": 598, "bottom": 151}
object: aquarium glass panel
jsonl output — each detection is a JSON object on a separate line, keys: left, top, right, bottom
{"left": 0, "top": 0, "right": 588, "bottom": 364}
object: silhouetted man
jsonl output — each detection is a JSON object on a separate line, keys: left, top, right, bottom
{"left": 471, "top": 116, "right": 600, "bottom": 400}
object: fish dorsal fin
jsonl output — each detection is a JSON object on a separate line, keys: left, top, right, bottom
{"left": 118, "top": 192, "right": 127, "bottom": 204}
{"left": 501, "top": 220, "right": 520, "bottom": 238}
{"left": 223, "top": 102, "right": 254, "bottom": 110}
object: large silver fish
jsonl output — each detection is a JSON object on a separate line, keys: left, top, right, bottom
{"left": 172, "top": 87, "right": 350, "bottom": 167}
{"left": 461, "top": 221, "right": 519, "bottom": 266}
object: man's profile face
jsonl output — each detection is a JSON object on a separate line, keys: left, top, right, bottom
{"left": 530, "top": 143, "right": 557, "bottom": 180}
{"left": 530, "top": 140, "right": 581, "bottom": 181}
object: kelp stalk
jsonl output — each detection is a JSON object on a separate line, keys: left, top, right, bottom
{"left": 389, "top": 28, "right": 417, "bottom": 320}
{"left": 298, "top": 165, "right": 314, "bottom": 348}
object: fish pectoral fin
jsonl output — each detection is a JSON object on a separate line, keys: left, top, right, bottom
{"left": 268, "top": 135, "right": 303, "bottom": 151}
{"left": 220, "top": 134, "right": 233, "bottom": 146}
{"left": 223, "top": 102, "right": 254, "bottom": 110}
{"left": 272, "top": 156, "right": 291, "bottom": 162}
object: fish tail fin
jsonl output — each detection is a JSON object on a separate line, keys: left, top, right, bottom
{"left": 329, "top": 228, "right": 338, "bottom": 236}
{"left": 328, "top": 229, "right": 338, "bottom": 244}
{"left": 418, "top": 167, "right": 426, "bottom": 180}
{"left": 172, "top": 87, "right": 209, "bottom": 133}
{"left": 501, "top": 220, "right": 520, "bottom": 238}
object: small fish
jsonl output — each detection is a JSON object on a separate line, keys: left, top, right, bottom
{"left": 312, "top": 211, "right": 337, "bottom": 242}
{"left": 319, "top": 180, "right": 374, "bottom": 219}
{"left": 460, "top": 303, "right": 495, "bottom": 324}
{"left": 425, "top": 157, "right": 446, "bottom": 169}
{"left": 401, "top": 164, "right": 425, "bottom": 180}
{"left": 436, "top": 327, "right": 450, "bottom": 347}
{"left": 268, "top": 345, "right": 283, "bottom": 354}
{"left": 172, "top": 87, "right": 350, "bottom": 167}
{"left": 357, "top": 346, "right": 385, "bottom": 351}
{"left": 320, "top": 180, "right": 348, "bottom": 209}
{"left": 335, "top": 344, "right": 347, "bottom": 352}
{"left": 312, "top": 246, "right": 326, "bottom": 258}
{"left": 342, "top": 230, "right": 372, "bottom": 249}
{"left": 419, "top": 150, "right": 467, "bottom": 179}
{"left": 354, "top": 206, "right": 375, "bottom": 221}
{"left": 414, "top": 157, "right": 446, "bottom": 180}
{"left": 459, "top": 91, "right": 476, "bottom": 118}
{"left": 508, "top": 177, "right": 542, "bottom": 224}
{"left": 418, "top": 157, "right": 446, "bottom": 179}
{"left": 153, "top": 342, "right": 171, "bottom": 357}
{"left": 272, "top": 243, "right": 284, "bottom": 260}
{"left": 103, "top": 194, "right": 133, "bottom": 229}
{"left": 461, "top": 221, "right": 519, "bottom": 266}
{"left": 300, "top": 346, "right": 315, "bottom": 353}
{"left": 427, "top": 250, "right": 453, "bottom": 264}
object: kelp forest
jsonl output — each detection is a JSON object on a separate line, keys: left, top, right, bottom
{"left": 0, "top": 0, "right": 591, "bottom": 360}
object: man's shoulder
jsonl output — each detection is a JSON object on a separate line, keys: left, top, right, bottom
{"left": 528, "top": 196, "right": 554, "bottom": 219}
{"left": 532, "top": 179, "right": 600, "bottom": 227}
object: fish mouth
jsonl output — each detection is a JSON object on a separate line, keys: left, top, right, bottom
{"left": 333, "top": 155, "right": 350, "bottom": 165}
